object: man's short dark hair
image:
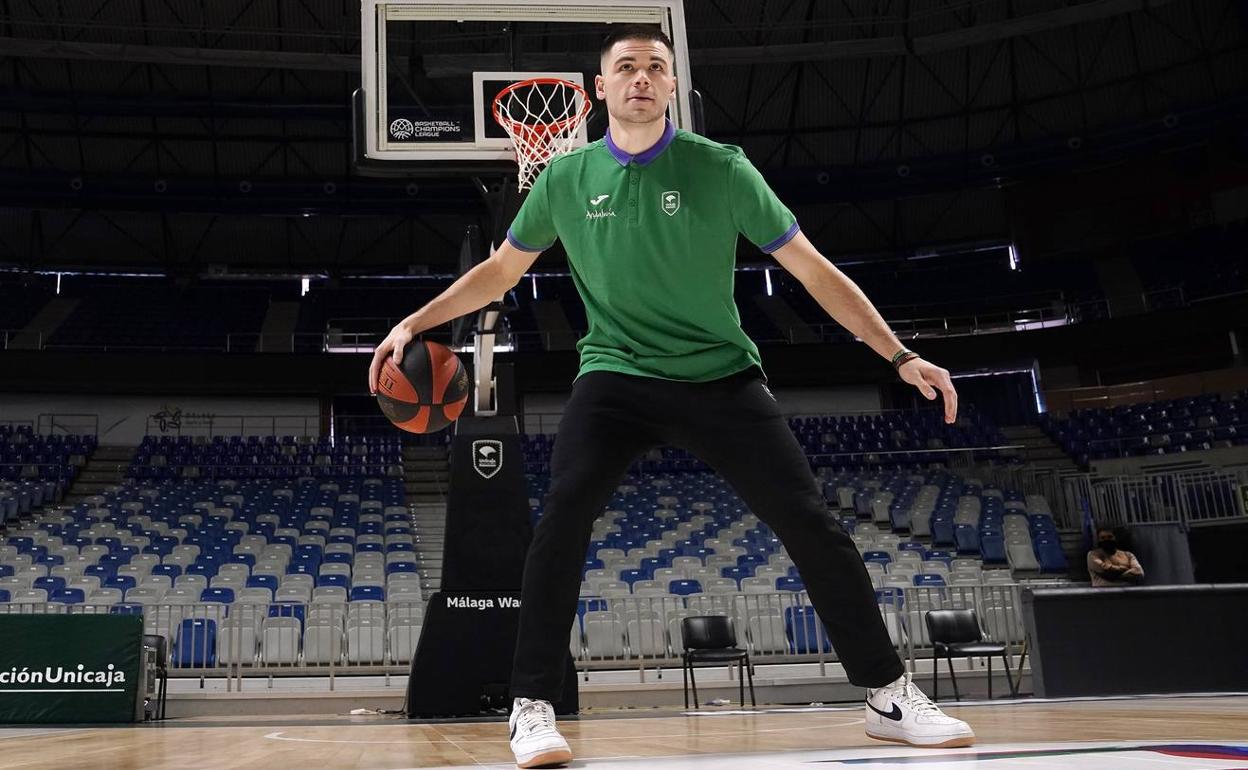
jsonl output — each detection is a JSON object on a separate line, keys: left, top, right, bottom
{"left": 599, "top": 25, "right": 676, "bottom": 62}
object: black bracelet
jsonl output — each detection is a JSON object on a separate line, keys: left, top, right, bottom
{"left": 891, "top": 349, "right": 919, "bottom": 370}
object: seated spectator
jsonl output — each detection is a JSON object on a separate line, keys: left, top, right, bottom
{"left": 1087, "top": 527, "right": 1144, "bottom": 587}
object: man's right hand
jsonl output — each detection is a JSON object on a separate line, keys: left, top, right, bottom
{"left": 369, "top": 319, "right": 417, "bottom": 395}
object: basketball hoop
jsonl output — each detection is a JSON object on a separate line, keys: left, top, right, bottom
{"left": 492, "top": 77, "right": 592, "bottom": 191}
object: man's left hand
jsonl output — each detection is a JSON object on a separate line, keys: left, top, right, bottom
{"left": 898, "top": 357, "right": 958, "bottom": 424}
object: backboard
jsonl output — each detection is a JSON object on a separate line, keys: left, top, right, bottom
{"left": 357, "top": 0, "right": 695, "bottom": 177}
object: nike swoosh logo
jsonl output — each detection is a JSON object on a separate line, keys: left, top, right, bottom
{"left": 867, "top": 701, "right": 904, "bottom": 721}
{"left": 590, "top": 194, "right": 610, "bottom": 205}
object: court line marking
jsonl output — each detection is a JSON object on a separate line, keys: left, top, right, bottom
{"left": 263, "top": 718, "right": 865, "bottom": 745}
{"left": 0, "top": 728, "right": 89, "bottom": 742}
{"left": 428, "top": 724, "right": 488, "bottom": 768}
{"left": 1123, "top": 756, "right": 1223, "bottom": 767}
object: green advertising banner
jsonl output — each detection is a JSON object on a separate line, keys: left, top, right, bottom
{"left": 0, "top": 614, "right": 143, "bottom": 723}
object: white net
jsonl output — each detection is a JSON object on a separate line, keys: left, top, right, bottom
{"left": 492, "top": 78, "right": 592, "bottom": 191}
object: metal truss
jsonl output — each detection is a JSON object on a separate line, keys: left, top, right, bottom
{"left": 0, "top": 0, "right": 1243, "bottom": 271}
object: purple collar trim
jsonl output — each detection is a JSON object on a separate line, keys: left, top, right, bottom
{"left": 604, "top": 119, "right": 676, "bottom": 167}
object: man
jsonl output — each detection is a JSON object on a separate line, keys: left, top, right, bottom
{"left": 370, "top": 26, "right": 974, "bottom": 768}
{"left": 1087, "top": 527, "right": 1144, "bottom": 587}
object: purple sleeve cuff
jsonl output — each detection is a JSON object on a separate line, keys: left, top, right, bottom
{"left": 761, "top": 221, "right": 801, "bottom": 254}
{"left": 506, "top": 229, "right": 551, "bottom": 253}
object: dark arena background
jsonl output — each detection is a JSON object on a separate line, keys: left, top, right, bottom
{"left": 1, "top": 1, "right": 1247, "bottom": 768}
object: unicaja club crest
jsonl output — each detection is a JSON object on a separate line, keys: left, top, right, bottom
{"left": 661, "top": 190, "right": 681, "bottom": 215}
{"left": 472, "top": 440, "right": 503, "bottom": 479}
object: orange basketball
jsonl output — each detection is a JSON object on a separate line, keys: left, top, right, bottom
{"left": 376, "top": 340, "right": 470, "bottom": 433}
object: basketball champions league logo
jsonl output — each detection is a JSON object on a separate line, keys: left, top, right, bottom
{"left": 472, "top": 440, "right": 503, "bottom": 479}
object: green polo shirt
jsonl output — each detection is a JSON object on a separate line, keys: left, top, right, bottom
{"left": 507, "top": 119, "right": 799, "bottom": 383}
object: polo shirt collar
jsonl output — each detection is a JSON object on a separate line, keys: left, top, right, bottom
{"left": 605, "top": 118, "right": 675, "bottom": 167}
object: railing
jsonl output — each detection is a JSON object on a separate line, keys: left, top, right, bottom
{"left": 978, "top": 464, "right": 1083, "bottom": 528}
{"left": 3, "top": 285, "right": 1200, "bottom": 355}
{"left": 805, "top": 445, "right": 1026, "bottom": 470}
{"left": 332, "top": 415, "right": 451, "bottom": 445}
{"left": 1062, "top": 418, "right": 1248, "bottom": 456}
{"left": 124, "top": 463, "right": 407, "bottom": 483}
{"left": 521, "top": 406, "right": 970, "bottom": 436}
{"left": 0, "top": 462, "right": 78, "bottom": 480}
{"left": 1063, "top": 469, "right": 1248, "bottom": 529}
{"left": 573, "top": 584, "right": 1041, "bottom": 680}
{"left": 143, "top": 414, "right": 321, "bottom": 438}
{"left": 35, "top": 413, "right": 99, "bottom": 438}
{"left": 0, "top": 582, "right": 1052, "bottom": 688}
{"left": 1042, "top": 369, "right": 1248, "bottom": 415}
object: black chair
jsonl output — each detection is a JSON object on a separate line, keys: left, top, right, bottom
{"left": 924, "top": 609, "right": 1016, "bottom": 701}
{"left": 680, "top": 616, "right": 755, "bottom": 709}
{"left": 142, "top": 634, "right": 169, "bottom": 720}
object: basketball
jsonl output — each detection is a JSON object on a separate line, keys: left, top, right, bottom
{"left": 376, "top": 340, "right": 470, "bottom": 433}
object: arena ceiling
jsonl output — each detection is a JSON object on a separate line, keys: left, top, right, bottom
{"left": 0, "top": 0, "right": 1245, "bottom": 274}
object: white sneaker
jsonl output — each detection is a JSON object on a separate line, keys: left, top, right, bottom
{"left": 509, "top": 697, "right": 573, "bottom": 768}
{"left": 865, "top": 673, "right": 975, "bottom": 748}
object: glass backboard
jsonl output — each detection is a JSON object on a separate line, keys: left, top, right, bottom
{"left": 357, "top": 0, "right": 694, "bottom": 177}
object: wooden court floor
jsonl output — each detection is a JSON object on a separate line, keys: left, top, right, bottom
{"left": 1, "top": 695, "right": 1246, "bottom": 770}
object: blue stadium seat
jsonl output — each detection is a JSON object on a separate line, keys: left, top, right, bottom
{"left": 775, "top": 576, "right": 805, "bottom": 592}
{"left": 576, "top": 598, "right": 607, "bottom": 624}
{"left": 268, "top": 603, "right": 306, "bottom": 628}
{"left": 931, "top": 518, "right": 956, "bottom": 546}
{"left": 862, "top": 551, "right": 892, "bottom": 566}
{"left": 912, "top": 573, "right": 946, "bottom": 588}
{"left": 784, "top": 606, "right": 831, "bottom": 654}
{"left": 33, "top": 576, "right": 66, "bottom": 594}
{"left": 246, "top": 574, "right": 278, "bottom": 592}
{"left": 151, "top": 564, "right": 182, "bottom": 579}
{"left": 350, "top": 586, "right": 385, "bottom": 602}
{"left": 185, "top": 562, "right": 218, "bottom": 578}
{"left": 1035, "top": 538, "right": 1068, "bottom": 573}
{"left": 105, "top": 575, "right": 137, "bottom": 593}
{"left": 736, "top": 554, "right": 767, "bottom": 570}
{"left": 980, "top": 533, "right": 1007, "bottom": 565}
{"left": 316, "top": 574, "right": 348, "bottom": 588}
{"left": 174, "top": 618, "right": 217, "bottom": 667}
{"left": 954, "top": 524, "right": 980, "bottom": 555}
{"left": 200, "top": 587, "right": 235, "bottom": 604}
{"left": 50, "top": 588, "right": 85, "bottom": 605}
{"left": 874, "top": 587, "right": 904, "bottom": 609}
{"left": 667, "top": 580, "right": 702, "bottom": 596}
{"left": 619, "top": 568, "right": 650, "bottom": 587}
{"left": 640, "top": 556, "right": 670, "bottom": 574}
